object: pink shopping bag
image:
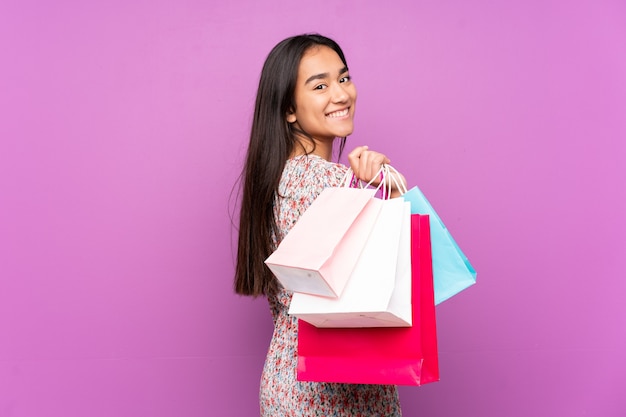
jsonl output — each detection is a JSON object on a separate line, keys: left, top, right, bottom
{"left": 297, "top": 214, "right": 440, "bottom": 385}
{"left": 265, "top": 187, "right": 381, "bottom": 298}
{"left": 289, "top": 198, "right": 412, "bottom": 328}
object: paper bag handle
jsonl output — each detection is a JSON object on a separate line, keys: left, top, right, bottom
{"left": 341, "top": 166, "right": 385, "bottom": 190}
{"left": 341, "top": 164, "right": 407, "bottom": 200}
{"left": 383, "top": 165, "right": 408, "bottom": 196}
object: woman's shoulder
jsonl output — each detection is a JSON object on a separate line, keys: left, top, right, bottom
{"left": 276, "top": 154, "right": 348, "bottom": 236}
{"left": 278, "top": 154, "right": 348, "bottom": 209}
{"left": 283, "top": 154, "right": 348, "bottom": 188}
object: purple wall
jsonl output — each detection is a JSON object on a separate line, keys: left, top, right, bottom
{"left": 1, "top": 1, "right": 624, "bottom": 416}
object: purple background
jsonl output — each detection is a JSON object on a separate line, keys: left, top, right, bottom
{"left": 1, "top": 1, "right": 625, "bottom": 416}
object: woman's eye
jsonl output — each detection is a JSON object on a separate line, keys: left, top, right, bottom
{"left": 339, "top": 75, "right": 351, "bottom": 83}
{"left": 314, "top": 84, "right": 327, "bottom": 90}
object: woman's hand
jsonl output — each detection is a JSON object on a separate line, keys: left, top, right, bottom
{"left": 347, "top": 146, "right": 389, "bottom": 183}
{"left": 347, "top": 146, "right": 407, "bottom": 197}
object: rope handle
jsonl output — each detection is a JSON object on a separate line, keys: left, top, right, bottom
{"left": 341, "top": 166, "right": 385, "bottom": 190}
{"left": 341, "top": 164, "right": 406, "bottom": 200}
{"left": 384, "top": 165, "right": 408, "bottom": 195}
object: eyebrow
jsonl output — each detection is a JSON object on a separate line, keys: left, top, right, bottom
{"left": 304, "top": 66, "right": 349, "bottom": 85}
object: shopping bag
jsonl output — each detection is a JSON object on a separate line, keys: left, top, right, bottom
{"left": 289, "top": 198, "right": 412, "bottom": 328}
{"left": 402, "top": 185, "right": 477, "bottom": 304}
{"left": 265, "top": 186, "right": 381, "bottom": 298}
{"left": 297, "top": 214, "right": 439, "bottom": 385}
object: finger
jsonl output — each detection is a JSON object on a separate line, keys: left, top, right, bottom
{"left": 348, "top": 145, "right": 368, "bottom": 159}
{"left": 362, "top": 152, "right": 388, "bottom": 182}
{"left": 362, "top": 152, "right": 378, "bottom": 181}
{"left": 348, "top": 145, "right": 369, "bottom": 176}
{"left": 347, "top": 145, "right": 368, "bottom": 166}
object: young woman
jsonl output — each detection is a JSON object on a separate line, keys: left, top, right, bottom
{"left": 235, "top": 34, "right": 405, "bottom": 416}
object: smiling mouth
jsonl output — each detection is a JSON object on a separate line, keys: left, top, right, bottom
{"left": 326, "top": 108, "right": 350, "bottom": 118}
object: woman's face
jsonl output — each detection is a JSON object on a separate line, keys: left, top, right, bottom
{"left": 287, "top": 45, "right": 357, "bottom": 144}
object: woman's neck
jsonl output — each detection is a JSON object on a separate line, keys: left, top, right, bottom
{"left": 291, "top": 136, "right": 333, "bottom": 161}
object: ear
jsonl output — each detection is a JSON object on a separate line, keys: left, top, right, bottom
{"left": 286, "top": 109, "right": 296, "bottom": 124}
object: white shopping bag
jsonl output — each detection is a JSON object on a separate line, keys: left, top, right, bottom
{"left": 289, "top": 198, "right": 412, "bottom": 327}
{"left": 265, "top": 187, "right": 382, "bottom": 298}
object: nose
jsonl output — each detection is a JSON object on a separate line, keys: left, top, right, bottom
{"left": 331, "top": 82, "right": 349, "bottom": 103}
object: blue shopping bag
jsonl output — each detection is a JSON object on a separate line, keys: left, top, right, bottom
{"left": 402, "top": 186, "right": 476, "bottom": 304}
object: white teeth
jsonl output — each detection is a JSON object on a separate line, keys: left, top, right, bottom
{"left": 326, "top": 109, "right": 349, "bottom": 118}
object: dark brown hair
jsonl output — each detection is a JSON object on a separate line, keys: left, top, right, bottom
{"left": 234, "top": 34, "right": 349, "bottom": 297}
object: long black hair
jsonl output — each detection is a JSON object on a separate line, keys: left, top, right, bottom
{"left": 234, "top": 34, "right": 349, "bottom": 297}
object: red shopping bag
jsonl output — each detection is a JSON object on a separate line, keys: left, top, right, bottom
{"left": 297, "top": 214, "right": 439, "bottom": 385}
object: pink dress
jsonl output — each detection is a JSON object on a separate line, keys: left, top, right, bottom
{"left": 259, "top": 154, "right": 402, "bottom": 416}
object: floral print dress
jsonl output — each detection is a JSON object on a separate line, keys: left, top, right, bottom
{"left": 259, "top": 154, "right": 402, "bottom": 417}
